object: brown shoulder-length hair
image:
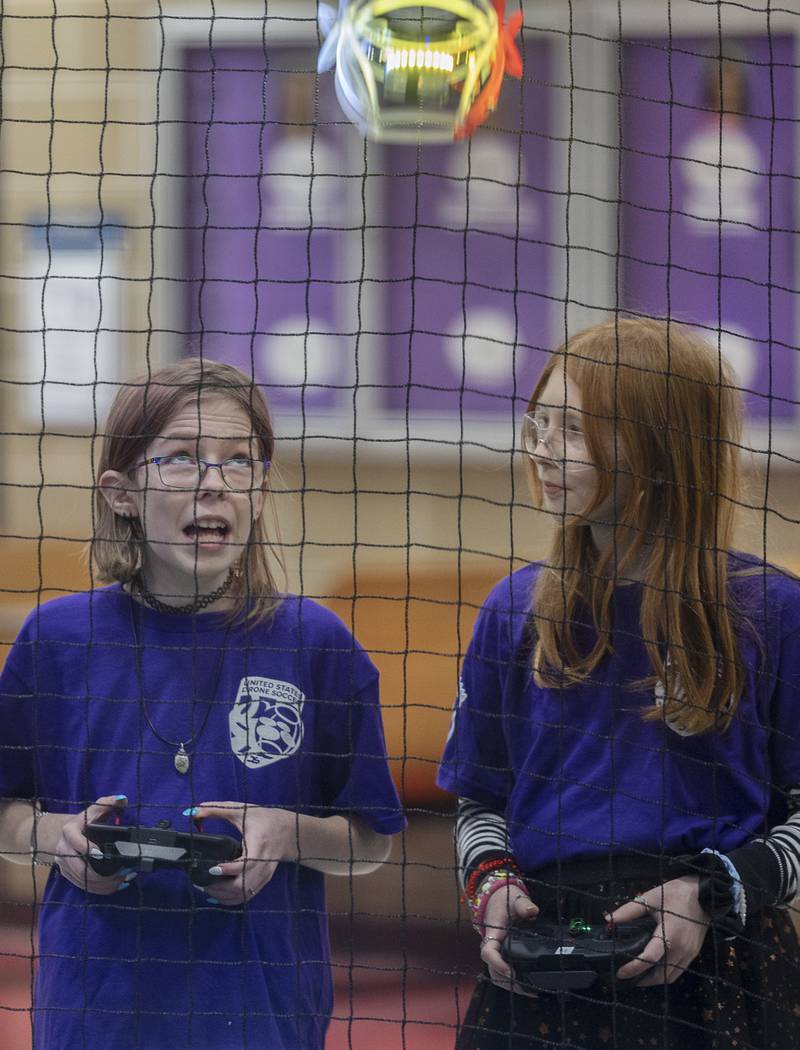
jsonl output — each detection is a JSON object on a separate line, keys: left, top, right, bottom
{"left": 92, "top": 356, "right": 283, "bottom": 624}
{"left": 527, "top": 316, "right": 751, "bottom": 735}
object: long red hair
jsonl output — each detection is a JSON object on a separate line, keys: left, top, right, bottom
{"left": 527, "top": 317, "right": 750, "bottom": 734}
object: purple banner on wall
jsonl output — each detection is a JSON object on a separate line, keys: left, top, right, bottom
{"left": 184, "top": 45, "right": 359, "bottom": 413}
{"left": 184, "top": 40, "right": 557, "bottom": 421}
{"left": 379, "top": 38, "right": 556, "bottom": 416}
{"left": 621, "top": 35, "right": 797, "bottom": 421}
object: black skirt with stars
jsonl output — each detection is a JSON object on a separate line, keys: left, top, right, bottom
{"left": 455, "top": 857, "right": 800, "bottom": 1050}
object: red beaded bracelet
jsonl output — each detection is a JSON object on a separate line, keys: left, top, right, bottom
{"left": 464, "top": 856, "right": 521, "bottom": 903}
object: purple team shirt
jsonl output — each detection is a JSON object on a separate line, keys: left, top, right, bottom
{"left": 0, "top": 587, "right": 405, "bottom": 1050}
{"left": 438, "top": 554, "right": 800, "bottom": 873}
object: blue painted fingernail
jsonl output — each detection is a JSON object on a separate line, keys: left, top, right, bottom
{"left": 115, "top": 794, "right": 127, "bottom": 801}
{"left": 182, "top": 807, "right": 199, "bottom": 817}
{"left": 123, "top": 872, "right": 137, "bottom": 882}
{"left": 208, "top": 866, "right": 223, "bottom": 877}
{"left": 206, "top": 896, "right": 220, "bottom": 905}
{"left": 116, "top": 882, "right": 131, "bottom": 892}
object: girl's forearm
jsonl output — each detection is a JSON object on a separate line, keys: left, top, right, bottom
{"left": 287, "top": 813, "right": 393, "bottom": 875}
{"left": 0, "top": 801, "right": 69, "bottom": 865}
{"left": 2, "top": 801, "right": 394, "bottom": 877}
{"left": 0, "top": 801, "right": 33, "bottom": 863}
{"left": 456, "top": 797, "right": 513, "bottom": 888}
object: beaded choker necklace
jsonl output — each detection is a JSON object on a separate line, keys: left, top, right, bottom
{"left": 133, "top": 567, "right": 235, "bottom": 615}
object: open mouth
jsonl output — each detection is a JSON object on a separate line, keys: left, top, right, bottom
{"left": 183, "top": 521, "right": 231, "bottom": 542}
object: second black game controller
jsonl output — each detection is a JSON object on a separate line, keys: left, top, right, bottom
{"left": 501, "top": 917, "right": 657, "bottom": 991}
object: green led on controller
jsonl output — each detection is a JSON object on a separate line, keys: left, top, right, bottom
{"left": 569, "top": 918, "right": 592, "bottom": 934}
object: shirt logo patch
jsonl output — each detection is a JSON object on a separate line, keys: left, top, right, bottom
{"left": 229, "top": 677, "right": 305, "bottom": 768}
{"left": 654, "top": 676, "right": 694, "bottom": 737}
{"left": 654, "top": 655, "right": 731, "bottom": 737}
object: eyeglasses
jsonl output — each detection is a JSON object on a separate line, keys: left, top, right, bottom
{"left": 138, "top": 454, "right": 271, "bottom": 492}
{"left": 521, "top": 413, "right": 588, "bottom": 458}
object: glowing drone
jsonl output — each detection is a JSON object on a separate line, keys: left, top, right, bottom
{"left": 317, "top": 0, "right": 523, "bottom": 142}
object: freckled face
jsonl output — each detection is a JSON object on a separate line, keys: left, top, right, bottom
{"left": 526, "top": 366, "right": 632, "bottom": 525}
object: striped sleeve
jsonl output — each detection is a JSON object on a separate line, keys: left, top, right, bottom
{"left": 759, "top": 786, "right": 800, "bottom": 905}
{"left": 456, "top": 791, "right": 800, "bottom": 914}
{"left": 455, "top": 797, "right": 513, "bottom": 890}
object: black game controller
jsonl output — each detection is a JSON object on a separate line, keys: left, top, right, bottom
{"left": 501, "top": 917, "right": 656, "bottom": 991}
{"left": 85, "top": 821, "right": 241, "bottom": 887}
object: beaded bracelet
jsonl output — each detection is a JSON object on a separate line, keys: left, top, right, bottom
{"left": 464, "top": 855, "right": 521, "bottom": 902}
{"left": 469, "top": 870, "right": 530, "bottom": 937}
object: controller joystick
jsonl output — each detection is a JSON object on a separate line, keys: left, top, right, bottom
{"left": 188, "top": 856, "right": 222, "bottom": 888}
{"left": 86, "top": 848, "right": 126, "bottom": 878}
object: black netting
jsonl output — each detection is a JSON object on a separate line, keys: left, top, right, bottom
{"left": 0, "top": 3, "right": 799, "bottom": 1049}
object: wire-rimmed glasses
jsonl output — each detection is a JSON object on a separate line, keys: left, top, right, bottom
{"left": 138, "top": 454, "right": 270, "bottom": 492}
{"left": 521, "top": 413, "right": 588, "bottom": 459}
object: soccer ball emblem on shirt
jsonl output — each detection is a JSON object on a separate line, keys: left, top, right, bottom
{"left": 229, "top": 677, "right": 305, "bottom": 767}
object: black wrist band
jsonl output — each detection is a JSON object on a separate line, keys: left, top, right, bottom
{"left": 725, "top": 840, "right": 783, "bottom": 917}
{"left": 669, "top": 852, "right": 741, "bottom": 934}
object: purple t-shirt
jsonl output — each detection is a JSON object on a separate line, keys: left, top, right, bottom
{"left": 0, "top": 586, "right": 405, "bottom": 1050}
{"left": 438, "top": 554, "right": 800, "bottom": 874}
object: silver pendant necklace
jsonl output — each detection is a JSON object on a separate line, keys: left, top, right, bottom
{"left": 129, "top": 601, "right": 231, "bottom": 775}
{"left": 174, "top": 744, "right": 191, "bottom": 775}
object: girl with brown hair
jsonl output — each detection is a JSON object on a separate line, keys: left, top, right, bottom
{"left": 0, "top": 358, "right": 404, "bottom": 1049}
{"left": 439, "top": 317, "right": 800, "bottom": 1048}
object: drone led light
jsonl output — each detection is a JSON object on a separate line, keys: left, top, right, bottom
{"left": 317, "top": 0, "right": 523, "bottom": 143}
{"left": 385, "top": 47, "right": 456, "bottom": 74}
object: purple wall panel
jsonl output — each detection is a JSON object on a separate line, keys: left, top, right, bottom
{"left": 380, "top": 38, "right": 556, "bottom": 415}
{"left": 184, "top": 46, "right": 350, "bottom": 412}
{"left": 184, "top": 39, "right": 556, "bottom": 420}
{"left": 621, "top": 35, "right": 797, "bottom": 421}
